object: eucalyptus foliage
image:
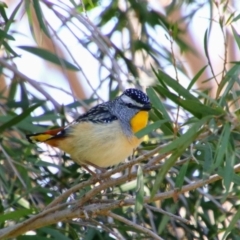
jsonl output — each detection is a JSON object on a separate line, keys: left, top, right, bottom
{"left": 0, "top": 1, "right": 240, "bottom": 239}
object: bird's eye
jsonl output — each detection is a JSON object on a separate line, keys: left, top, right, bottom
{"left": 127, "top": 103, "right": 134, "bottom": 108}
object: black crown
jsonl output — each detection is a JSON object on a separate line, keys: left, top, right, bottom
{"left": 123, "top": 88, "right": 150, "bottom": 105}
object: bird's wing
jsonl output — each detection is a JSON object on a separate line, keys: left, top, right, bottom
{"left": 26, "top": 104, "right": 118, "bottom": 147}
{"left": 74, "top": 104, "right": 118, "bottom": 124}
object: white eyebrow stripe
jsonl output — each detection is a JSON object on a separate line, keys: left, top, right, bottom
{"left": 121, "top": 95, "right": 144, "bottom": 107}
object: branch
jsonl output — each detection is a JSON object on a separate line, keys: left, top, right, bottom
{"left": 107, "top": 212, "right": 164, "bottom": 240}
{"left": 144, "top": 204, "right": 189, "bottom": 224}
{"left": 1, "top": 163, "right": 240, "bottom": 239}
{"left": 0, "top": 58, "right": 61, "bottom": 111}
{"left": 46, "top": 144, "right": 166, "bottom": 209}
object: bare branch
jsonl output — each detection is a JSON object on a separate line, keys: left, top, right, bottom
{"left": 1, "top": 163, "right": 239, "bottom": 239}
{"left": 107, "top": 212, "right": 164, "bottom": 240}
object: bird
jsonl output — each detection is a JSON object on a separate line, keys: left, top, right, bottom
{"left": 26, "top": 88, "right": 151, "bottom": 168}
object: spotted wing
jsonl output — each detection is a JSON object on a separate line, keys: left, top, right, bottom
{"left": 26, "top": 103, "right": 118, "bottom": 147}
{"left": 75, "top": 104, "right": 118, "bottom": 124}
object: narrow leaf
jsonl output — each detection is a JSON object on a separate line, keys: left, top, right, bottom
{"left": 212, "top": 123, "right": 231, "bottom": 171}
{"left": 135, "top": 120, "right": 167, "bottom": 138}
{"left": 32, "top": 0, "right": 50, "bottom": 37}
{"left": 151, "top": 117, "right": 208, "bottom": 197}
{"left": 135, "top": 166, "right": 144, "bottom": 213}
{"left": 223, "top": 151, "right": 234, "bottom": 193}
{"left": 233, "top": 13, "right": 240, "bottom": 22}
{"left": 222, "top": 207, "right": 240, "bottom": 239}
{"left": 175, "top": 161, "right": 189, "bottom": 189}
{"left": 0, "top": 102, "right": 43, "bottom": 133}
{"left": 151, "top": 145, "right": 186, "bottom": 198}
{"left": 0, "top": 209, "right": 32, "bottom": 223}
{"left": 159, "top": 117, "right": 209, "bottom": 155}
{"left": 18, "top": 46, "right": 80, "bottom": 71}
{"left": 0, "top": 29, "right": 15, "bottom": 40}
{"left": 195, "top": 143, "right": 213, "bottom": 173}
{"left": 155, "top": 86, "right": 224, "bottom": 118}
{"left": 203, "top": 29, "right": 210, "bottom": 60}
{"left": 154, "top": 71, "right": 201, "bottom": 102}
{"left": 232, "top": 26, "right": 240, "bottom": 50}
{"left": 187, "top": 65, "right": 208, "bottom": 90}
{"left": 147, "top": 87, "right": 171, "bottom": 122}
{"left": 40, "top": 227, "right": 71, "bottom": 240}
{"left": 0, "top": 2, "right": 8, "bottom": 23}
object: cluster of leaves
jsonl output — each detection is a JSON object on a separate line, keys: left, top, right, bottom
{"left": 1, "top": 0, "right": 240, "bottom": 239}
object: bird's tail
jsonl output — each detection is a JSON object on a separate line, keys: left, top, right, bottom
{"left": 26, "top": 127, "right": 65, "bottom": 147}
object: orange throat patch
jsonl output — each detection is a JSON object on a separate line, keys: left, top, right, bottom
{"left": 130, "top": 111, "right": 149, "bottom": 134}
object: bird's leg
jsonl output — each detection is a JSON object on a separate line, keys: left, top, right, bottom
{"left": 128, "top": 149, "right": 136, "bottom": 178}
{"left": 85, "top": 161, "right": 107, "bottom": 173}
{"left": 81, "top": 161, "right": 107, "bottom": 181}
{"left": 81, "top": 164, "right": 97, "bottom": 176}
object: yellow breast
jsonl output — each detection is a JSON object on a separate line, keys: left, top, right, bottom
{"left": 58, "top": 121, "right": 143, "bottom": 167}
{"left": 130, "top": 111, "right": 149, "bottom": 133}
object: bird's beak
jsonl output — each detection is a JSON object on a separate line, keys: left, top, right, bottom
{"left": 141, "top": 103, "right": 152, "bottom": 111}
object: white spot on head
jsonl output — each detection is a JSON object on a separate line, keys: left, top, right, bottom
{"left": 124, "top": 88, "right": 150, "bottom": 104}
{"left": 120, "top": 94, "right": 144, "bottom": 107}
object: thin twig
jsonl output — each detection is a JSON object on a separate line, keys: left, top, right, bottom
{"left": 46, "top": 144, "right": 165, "bottom": 209}
{"left": 0, "top": 144, "right": 37, "bottom": 208}
{"left": 1, "top": 164, "right": 240, "bottom": 239}
{"left": 169, "top": 34, "right": 180, "bottom": 139}
{"left": 144, "top": 204, "right": 189, "bottom": 224}
{"left": 0, "top": 58, "right": 61, "bottom": 111}
{"left": 107, "top": 212, "right": 164, "bottom": 240}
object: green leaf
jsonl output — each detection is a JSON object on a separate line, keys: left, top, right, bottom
{"left": 39, "top": 227, "right": 71, "bottom": 240}
{"left": 195, "top": 143, "right": 213, "bottom": 173}
{"left": 0, "top": 1, "right": 8, "bottom": 8}
{"left": 223, "top": 151, "right": 234, "bottom": 193}
{"left": 233, "top": 13, "right": 240, "bottom": 22}
{"left": 232, "top": 174, "right": 240, "bottom": 185}
{"left": 232, "top": 26, "right": 240, "bottom": 50}
{"left": 4, "top": 0, "right": 22, "bottom": 32}
{"left": 19, "top": 82, "right": 30, "bottom": 108}
{"left": 212, "top": 123, "right": 231, "bottom": 171}
{"left": 155, "top": 85, "right": 224, "bottom": 118}
{"left": 146, "top": 87, "right": 174, "bottom": 136}
{"left": 147, "top": 87, "right": 171, "bottom": 122}
{"left": 151, "top": 117, "right": 209, "bottom": 197}
{"left": 159, "top": 117, "right": 210, "bottom": 155}
{"left": 135, "top": 166, "right": 144, "bottom": 213}
{"left": 0, "top": 1, "right": 8, "bottom": 23}
{"left": 0, "top": 102, "right": 43, "bottom": 134}
{"left": 18, "top": 46, "right": 80, "bottom": 71}
{"left": 30, "top": 113, "right": 63, "bottom": 122}
{"left": 222, "top": 207, "right": 240, "bottom": 240}
{"left": 24, "top": 0, "right": 35, "bottom": 40}
{"left": 3, "top": 41, "right": 19, "bottom": 57}
{"left": 152, "top": 144, "right": 186, "bottom": 198}
{"left": 218, "top": 64, "right": 240, "bottom": 102}
{"left": 18, "top": 236, "right": 53, "bottom": 240}
{"left": 135, "top": 120, "right": 167, "bottom": 138}
{"left": 217, "top": 168, "right": 240, "bottom": 186}
{"left": 187, "top": 65, "right": 208, "bottom": 90}
{"left": 0, "top": 29, "right": 15, "bottom": 41}
{"left": 154, "top": 71, "right": 201, "bottom": 102}
{"left": 175, "top": 161, "right": 189, "bottom": 189}
{"left": 32, "top": 0, "right": 50, "bottom": 37}
{"left": 179, "top": 99, "right": 224, "bottom": 118}
{"left": 225, "top": 12, "right": 235, "bottom": 25}
{"left": 8, "top": 80, "right": 18, "bottom": 101}
{"left": 0, "top": 209, "right": 32, "bottom": 223}
{"left": 158, "top": 204, "right": 177, "bottom": 234}
{"left": 203, "top": 29, "right": 210, "bottom": 60}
